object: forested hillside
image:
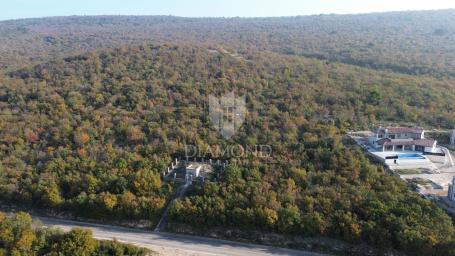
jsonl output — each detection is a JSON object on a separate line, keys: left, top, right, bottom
{"left": 1, "top": 10, "right": 455, "bottom": 77}
{"left": 1, "top": 44, "right": 455, "bottom": 255}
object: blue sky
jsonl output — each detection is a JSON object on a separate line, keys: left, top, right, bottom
{"left": 2, "top": 0, "right": 455, "bottom": 20}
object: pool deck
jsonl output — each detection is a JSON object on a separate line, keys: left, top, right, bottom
{"left": 370, "top": 150, "right": 438, "bottom": 172}
{"left": 349, "top": 133, "right": 455, "bottom": 195}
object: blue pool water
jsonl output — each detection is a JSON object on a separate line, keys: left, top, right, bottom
{"left": 396, "top": 153, "right": 426, "bottom": 160}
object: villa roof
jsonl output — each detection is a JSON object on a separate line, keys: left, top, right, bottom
{"left": 377, "top": 127, "right": 424, "bottom": 134}
{"left": 377, "top": 138, "right": 436, "bottom": 147}
{"left": 414, "top": 139, "right": 437, "bottom": 147}
{"left": 376, "top": 138, "right": 391, "bottom": 145}
{"left": 378, "top": 138, "right": 414, "bottom": 146}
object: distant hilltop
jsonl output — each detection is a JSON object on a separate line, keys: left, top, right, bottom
{"left": 1, "top": 9, "right": 455, "bottom": 77}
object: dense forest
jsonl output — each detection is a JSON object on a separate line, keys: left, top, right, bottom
{"left": 1, "top": 10, "right": 455, "bottom": 77}
{"left": 0, "top": 212, "right": 149, "bottom": 255}
{"left": 1, "top": 43, "right": 455, "bottom": 255}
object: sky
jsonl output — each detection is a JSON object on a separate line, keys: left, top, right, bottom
{"left": 2, "top": 0, "right": 455, "bottom": 20}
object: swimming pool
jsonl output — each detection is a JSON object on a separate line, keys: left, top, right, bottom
{"left": 396, "top": 153, "right": 426, "bottom": 160}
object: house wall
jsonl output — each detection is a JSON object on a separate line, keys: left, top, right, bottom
{"left": 390, "top": 132, "right": 422, "bottom": 139}
{"left": 404, "top": 145, "right": 414, "bottom": 151}
{"left": 425, "top": 145, "right": 437, "bottom": 153}
{"left": 368, "top": 137, "right": 376, "bottom": 145}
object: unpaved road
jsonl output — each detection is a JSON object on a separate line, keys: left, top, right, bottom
{"left": 36, "top": 216, "right": 326, "bottom": 256}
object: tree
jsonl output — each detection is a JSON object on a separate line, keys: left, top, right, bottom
{"left": 41, "top": 183, "right": 63, "bottom": 208}
{"left": 98, "top": 192, "right": 118, "bottom": 212}
{"left": 132, "top": 169, "right": 161, "bottom": 196}
{"left": 54, "top": 228, "right": 98, "bottom": 256}
{"left": 224, "top": 165, "right": 242, "bottom": 184}
{"left": 126, "top": 126, "right": 144, "bottom": 143}
{"left": 0, "top": 212, "right": 36, "bottom": 255}
{"left": 277, "top": 205, "right": 301, "bottom": 233}
{"left": 367, "top": 89, "right": 382, "bottom": 105}
{"left": 74, "top": 129, "right": 90, "bottom": 146}
{"left": 256, "top": 207, "right": 278, "bottom": 228}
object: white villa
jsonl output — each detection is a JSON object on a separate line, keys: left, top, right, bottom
{"left": 369, "top": 127, "right": 438, "bottom": 153}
